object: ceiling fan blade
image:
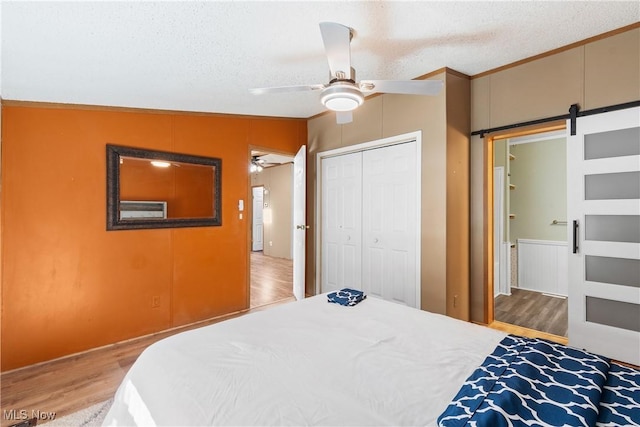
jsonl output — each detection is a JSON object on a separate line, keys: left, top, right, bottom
{"left": 359, "top": 79, "right": 444, "bottom": 96}
{"left": 336, "top": 111, "right": 353, "bottom": 124}
{"left": 250, "top": 84, "right": 325, "bottom": 95}
{"left": 319, "top": 22, "right": 352, "bottom": 79}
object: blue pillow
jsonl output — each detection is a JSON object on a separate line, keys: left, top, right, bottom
{"left": 327, "top": 288, "right": 367, "bottom": 306}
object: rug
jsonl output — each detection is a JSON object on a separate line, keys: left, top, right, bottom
{"left": 41, "top": 399, "right": 112, "bottom": 427}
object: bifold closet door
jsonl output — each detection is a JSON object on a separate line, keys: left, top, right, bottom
{"left": 321, "top": 152, "right": 363, "bottom": 293}
{"left": 567, "top": 107, "right": 640, "bottom": 365}
{"left": 362, "top": 142, "right": 418, "bottom": 307}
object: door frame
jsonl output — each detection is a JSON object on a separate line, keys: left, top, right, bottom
{"left": 493, "top": 166, "right": 505, "bottom": 297}
{"left": 483, "top": 122, "right": 566, "bottom": 329}
{"left": 315, "top": 131, "right": 422, "bottom": 302}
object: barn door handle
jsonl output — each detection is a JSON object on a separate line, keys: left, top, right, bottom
{"left": 572, "top": 220, "right": 579, "bottom": 254}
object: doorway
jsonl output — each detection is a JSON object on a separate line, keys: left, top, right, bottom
{"left": 248, "top": 149, "right": 296, "bottom": 308}
{"left": 486, "top": 125, "right": 568, "bottom": 340}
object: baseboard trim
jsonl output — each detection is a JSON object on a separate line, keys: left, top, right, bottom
{"left": 1, "top": 307, "right": 252, "bottom": 374}
{"left": 488, "top": 320, "right": 568, "bottom": 345}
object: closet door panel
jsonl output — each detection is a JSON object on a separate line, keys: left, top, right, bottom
{"left": 367, "top": 247, "right": 385, "bottom": 297}
{"left": 390, "top": 249, "right": 409, "bottom": 302}
{"left": 321, "top": 152, "right": 363, "bottom": 293}
{"left": 362, "top": 142, "right": 418, "bottom": 307}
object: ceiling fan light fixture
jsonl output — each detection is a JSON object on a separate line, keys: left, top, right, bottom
{"left": 249, "top": 156, "right": 264, "bottom": 173}
{"left": 249, "top": 163, "right": 263, "bottom": 173}
{"left": 320, "top": 85, "right": 364, "bottom": 112}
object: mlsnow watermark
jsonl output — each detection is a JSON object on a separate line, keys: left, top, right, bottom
{"left": 3, "top": 409, "right": 57, "bottom": 422}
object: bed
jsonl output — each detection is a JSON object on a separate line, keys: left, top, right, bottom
{"left": 102, "top": 293, "right": 640, "bottom": 426}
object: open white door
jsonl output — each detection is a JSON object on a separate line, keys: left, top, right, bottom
{"left": 251, "top": 187, "right": 264, "bottom": 251}
{"left": 567, "top": 107, "right": 640, "bottom": 365}
{"left": 292, "top": 145, "right": 306, "bottom": 300}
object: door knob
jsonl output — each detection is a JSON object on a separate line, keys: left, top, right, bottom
{"left": 296, "top": 225, "right": 310, "bottom": 230}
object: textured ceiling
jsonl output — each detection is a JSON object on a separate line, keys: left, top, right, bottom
{"left": 1, "top": 1, "right": 638, "bottom": 119}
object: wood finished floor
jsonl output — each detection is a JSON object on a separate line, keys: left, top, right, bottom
{"left": 0, "top": 253, "right": 294, "bottom": 427}
{"left": 250, "top": 251, "right": 294, "bottom": 308}
{"left": 494, "top": 288, "right": 568, "bottom": 337}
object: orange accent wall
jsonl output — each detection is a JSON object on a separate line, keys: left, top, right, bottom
{"left": 0, "top": 105, "right": 306, "bottom": 371}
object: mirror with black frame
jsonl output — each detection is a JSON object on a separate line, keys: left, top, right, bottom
{"left": 106, "top": 144, "right": 222, "bottom": 230}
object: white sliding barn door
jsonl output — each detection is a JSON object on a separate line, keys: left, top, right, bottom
{"left": 321, "top": 152, "right": 363, "bottom": 293}
{"left": 362, "top": 142, "right": 418, "bottom": 307}
{"left": 567, "top": 107, "right": 640, "bottom": 365}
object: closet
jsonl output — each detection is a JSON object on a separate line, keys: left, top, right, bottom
{"left": 320, "top": 140, "right": 419, "bottom": 308}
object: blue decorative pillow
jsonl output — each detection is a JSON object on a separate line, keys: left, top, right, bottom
{"left": 327, "top": 288, "right": 366, "bottom": 306}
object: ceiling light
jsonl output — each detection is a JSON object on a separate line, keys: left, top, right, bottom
{"left": 151, "top": 160, "right": 171, "bottom": 168}
{"left": 320, "top": 84, "right": 364, "bottom": 112}
{"left": 249, "top": 157, "right": 264, "bottom": 173}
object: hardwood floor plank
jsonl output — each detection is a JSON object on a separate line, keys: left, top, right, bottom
{"left": 494, "top": 288, "right": 567, "bottom": 337}
{"left": 250, "top": 251, "right": 293, "bottom": 308}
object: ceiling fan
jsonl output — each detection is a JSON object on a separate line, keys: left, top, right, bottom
{"left": 250, "top": 153, "right": 294, "bottom": 172}
{"left": 250, "top": 22, "right": 444, "bottom": 124}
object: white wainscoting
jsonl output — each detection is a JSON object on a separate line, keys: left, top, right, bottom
{"left": 517, "top": 239, "right": 568, "bottom": 296}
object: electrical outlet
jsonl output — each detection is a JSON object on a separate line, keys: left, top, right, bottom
{"left": 152, "top": 296, "right": 160, "bottom": 308}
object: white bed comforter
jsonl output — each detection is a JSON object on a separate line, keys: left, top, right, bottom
{"left": 103, "top": 295, "right": 505, "bottom": 426}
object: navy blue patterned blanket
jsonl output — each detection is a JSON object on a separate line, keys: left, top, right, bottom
{"left": 597, "top": 362, "right": 640, "bottom": 426}
{"left": 438, "top": 335, "right": 640, "bottom": 427}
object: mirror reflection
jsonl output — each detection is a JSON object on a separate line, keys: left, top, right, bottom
{"left": 107, "top": 145, "right": 221, "bottom": 230}
{"left": 120, "top": 156, "right": 215, "bottom": 219}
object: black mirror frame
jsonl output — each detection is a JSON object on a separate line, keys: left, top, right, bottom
{"left": 107, "top": 144, "right": 222, "bottom": 230}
